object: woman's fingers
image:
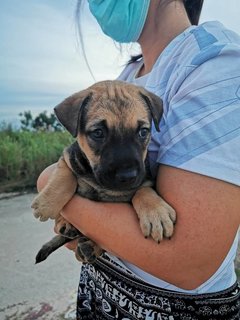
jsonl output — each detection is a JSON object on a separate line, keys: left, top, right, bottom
{"left": 37, "top": 163, "right": 57, "bottom": 192}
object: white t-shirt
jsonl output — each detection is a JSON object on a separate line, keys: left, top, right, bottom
{"left": 116, "top": 21, "right": 240, "bottom": 293}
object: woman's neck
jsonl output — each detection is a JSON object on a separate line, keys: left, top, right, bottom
{"left": 138, "top": 0, "right": 191, "bottom": 76}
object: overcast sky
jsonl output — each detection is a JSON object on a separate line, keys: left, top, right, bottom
{"left": 1, "top": 0, "right": 240, "bottom": 125}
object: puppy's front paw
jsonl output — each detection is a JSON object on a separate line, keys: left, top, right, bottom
{"left": 31, "top": 193, "right": 61, "bottom": 221}
{"left": 140, "top": 199, "right": 176, "bottom": 243}
{"left": 76, "top": 237, "right": 103, "bottom": 263}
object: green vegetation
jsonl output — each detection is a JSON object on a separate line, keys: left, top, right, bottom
{"left": 19, "top": 110, "right": 63, "bottom": 132}
{"left": 236, "top": 268, "right": 240, "bottom": 280}
{"left": 0, "top": 111, "right": 73, "bottom": 192}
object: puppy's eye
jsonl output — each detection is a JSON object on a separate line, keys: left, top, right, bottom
{"left": 138, "top": 128, "right": 149, "bottom": 139}
{"left": 90, "top": 129, "right": 105, "bottom": 140}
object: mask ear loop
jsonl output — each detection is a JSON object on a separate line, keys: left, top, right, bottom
{"left": 75, "top": 0, "right": 96, "bottom": 82}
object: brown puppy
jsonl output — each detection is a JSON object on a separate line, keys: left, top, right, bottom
{"left": 32, "top": 80, "right": 176, "bottom": 263}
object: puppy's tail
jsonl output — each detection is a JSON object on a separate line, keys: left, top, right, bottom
{"left": 35, "top": 235, "right": 75, "bottom": 264}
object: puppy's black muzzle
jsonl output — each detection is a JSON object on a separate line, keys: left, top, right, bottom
{"left": 98, "top": 166, "right": 143, "bottom": 190}
{"left": 94, "top": 141, "right": 146, "bottom": 190}
{"left": 96, "top": 158, "right": 145, "bottom": 190}
{"left": 115, "top": 167, "right": 138, "bottom": 184}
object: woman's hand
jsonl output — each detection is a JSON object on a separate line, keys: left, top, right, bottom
{"left": 64, "top": 238, "right": 78, "bottom": 251}
{"left": 37, "top": 163, "right": 57, "bottom": 191}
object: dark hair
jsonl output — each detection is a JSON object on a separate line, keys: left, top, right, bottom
{"left": 128, "top": 0, "right": 204, "bottom": 64}
{"left": 184, "top": 0, "right": 204, "bottom": 25}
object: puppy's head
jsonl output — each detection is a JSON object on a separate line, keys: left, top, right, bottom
{"left": 55, "top": 80, "right": 163, "bottom": 190}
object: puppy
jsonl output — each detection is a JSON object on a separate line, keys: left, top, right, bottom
{"left": 32, "top": 80, "right": 176, "bottom": 263}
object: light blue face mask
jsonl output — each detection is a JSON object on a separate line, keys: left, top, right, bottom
{"left": 88, "top": 0, "right": 151, "bottom": 43}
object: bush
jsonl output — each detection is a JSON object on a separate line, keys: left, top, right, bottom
{"left": 0, "top": 129, "right": 73, "bottom": 192}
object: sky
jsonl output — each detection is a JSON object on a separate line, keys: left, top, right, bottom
{"left": 1, "top": 0, "right": 240, "bottom": 126}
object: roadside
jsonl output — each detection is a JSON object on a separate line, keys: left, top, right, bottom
{"left": 0, "top": 193, "right": 81, "bottom": 320}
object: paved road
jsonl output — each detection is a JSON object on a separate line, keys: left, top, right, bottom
{"left": 1, "top": 193, "right": 239, "bottom": 320}
{"left": 0, "top": 193, "right": 81, "bottom": 320}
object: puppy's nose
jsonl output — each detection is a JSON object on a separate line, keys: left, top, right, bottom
{"left": 115, "top": 168, "right": 138, "bottom": 184}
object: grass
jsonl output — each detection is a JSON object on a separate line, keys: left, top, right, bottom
{"left": 236, "top": 268, "right": 240, "bottom": 280}
{"left": 0, "top": 130, "right": 73, "bottom": 192}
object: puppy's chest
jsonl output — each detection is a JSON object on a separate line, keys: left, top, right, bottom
{"left": 76, "top": 177, "right": 136, "bottom": 202}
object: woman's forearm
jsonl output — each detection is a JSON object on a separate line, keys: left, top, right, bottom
{"left": 61, "top": 194, "right": 178, "bottom": 280}
{"left": 62, "top": 195, "right": 148, "bottom": 255}
{"left": 36, "top": 164, "right": 240, "bottom": 290}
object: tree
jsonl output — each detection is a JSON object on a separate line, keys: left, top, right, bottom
{"left": 19, "top": 111, "right": 33, "bottom": 131}
{"left": 19, "top": 110, "right": 63, "bottom": 132}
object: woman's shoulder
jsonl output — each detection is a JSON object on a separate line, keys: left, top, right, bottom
{"left": 195, "top": 21, "right": 240, "bottom": 45}
{"left": 186, "top": 21, "right": 240, "bottom": 66}
{"left": 144, "top": 21, "right": 240, "bottom": 102}
{"left": 156, "top": 21, "right": 240, "bottom": 72}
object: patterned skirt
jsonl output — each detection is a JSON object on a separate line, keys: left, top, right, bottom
{"left": 76, "top": 254, "right": 240, "bottom": 320}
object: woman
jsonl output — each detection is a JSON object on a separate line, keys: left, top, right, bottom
{"left": 38, "top": 0, "right": 240, "bottom": 318}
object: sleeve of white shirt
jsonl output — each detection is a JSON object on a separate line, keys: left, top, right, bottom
{"left": 157, "top": 44, "right": 240, "bottom": 186}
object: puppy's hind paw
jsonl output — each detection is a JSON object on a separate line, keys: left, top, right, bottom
{"left": 59, "top": 223, "right": 79, "bottom": 239}
{"left": 76, "top": 237, "right": 103, "bottom": 263}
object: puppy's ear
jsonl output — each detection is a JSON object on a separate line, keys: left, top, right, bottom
{"left": 139, "top": 90, "right": 163, "bottom": 132}
{"left": 54, "top": 90, "right": 92, "bottom": 137}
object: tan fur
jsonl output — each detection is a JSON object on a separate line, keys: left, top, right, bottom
{"left": 32, "top": 156, "right": 77, "bottom": 221}
{"left": 85, "top": 96, "right": 150, "bottom": 130}
{"left": 77, "top": 134, "right": 100, "bottom": 168}
{"left": 32, "top": 80, "right": 176, "bottom": 263}
{"left": 132, "top": 187, "right": 176, "bottom": 242}
{"left": 75, "top": 83, "right": 152, "bottom": 169}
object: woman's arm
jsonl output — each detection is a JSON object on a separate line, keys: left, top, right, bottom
{"left": 37, "top": 164, "right": 240, "bottom": 290}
